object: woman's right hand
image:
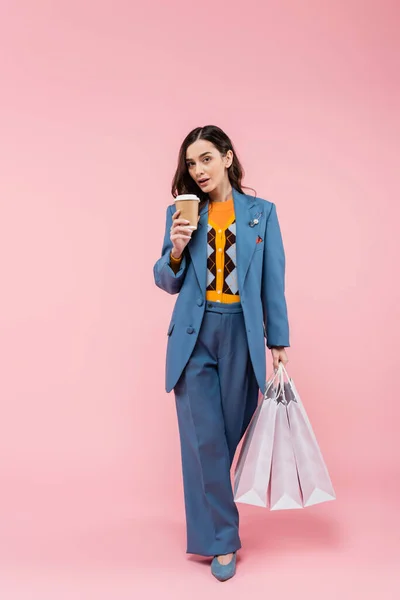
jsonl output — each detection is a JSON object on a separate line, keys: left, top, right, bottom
{"left": 170, "top": 209, "right": 196, "bottom": 258}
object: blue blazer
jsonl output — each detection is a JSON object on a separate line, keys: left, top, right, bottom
{"left": 153, "top": 187, "right": 290, "bottom": 393}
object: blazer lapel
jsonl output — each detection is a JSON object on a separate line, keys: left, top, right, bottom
{"left": 233, "top": 188, "right": 260, "bottom": 292}
{"left": 188, "top": 189, "right": 261, "bottom": 295}
{"left": 187, "top": 199, "right": 209, "bottom": 294}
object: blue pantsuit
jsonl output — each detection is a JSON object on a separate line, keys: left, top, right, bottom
{"left": 153, "top": 188, "right": 290, "bottom": 556}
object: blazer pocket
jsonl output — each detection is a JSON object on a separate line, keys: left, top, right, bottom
{"left": 167, "top": 321, "right": 175, "bottom": 336}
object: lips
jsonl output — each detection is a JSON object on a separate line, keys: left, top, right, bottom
{"left": 198, "top": 178, "right": 210, "bottom": 185}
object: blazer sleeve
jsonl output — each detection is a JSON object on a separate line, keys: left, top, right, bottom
{"left": 261, "top": 202, "right": 290, "bottom": 348}
{"left": 153, "top": 204, "right": 189, "bottom": 295}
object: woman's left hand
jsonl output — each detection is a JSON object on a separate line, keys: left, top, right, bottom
{"left": 271, "top": 347, "right": 289, "bottom": 371}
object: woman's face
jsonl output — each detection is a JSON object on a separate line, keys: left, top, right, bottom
{"left": 185, "top": 139, "right": 233, "bottom": 194}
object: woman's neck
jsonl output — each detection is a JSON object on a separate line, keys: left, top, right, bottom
{"left": 208, "top": 181, "right": 233, "bottom": 203}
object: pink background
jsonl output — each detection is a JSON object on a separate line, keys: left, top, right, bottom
{"left": 0, "top": 0, "right": 399, "bottom": 597}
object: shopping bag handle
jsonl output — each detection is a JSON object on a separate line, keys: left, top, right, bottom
{"left": 277, "top": 361, "right": 290, "bottom": 380}
{"left": 277, "top": 361, "right": 299, "bottom": 405}
{"left": 264, "top": 361, "right": 289, "bottom": 404}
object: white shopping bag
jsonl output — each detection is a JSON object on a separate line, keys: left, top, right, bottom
{"left": 280, "top": 364, "right": 336, "bottom": 507}
{"left": 235, "top": 362, "right": 336, "bottom": 510}
{"left": 234, "top": 371, "right": 282, "bottom": 507}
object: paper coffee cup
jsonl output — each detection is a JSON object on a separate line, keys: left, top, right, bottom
{"left": 174, "top": 194, "right": 200, "bottom": 229}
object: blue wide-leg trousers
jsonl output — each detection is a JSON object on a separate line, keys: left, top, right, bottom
{"left": 174, "top": 300, "right": 259, "bottom": 557}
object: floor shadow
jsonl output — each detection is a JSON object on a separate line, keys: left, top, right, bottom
{"left": 238, "top": 504, "right": 341, "bottom": 556}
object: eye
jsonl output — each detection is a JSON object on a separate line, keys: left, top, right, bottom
{"left": 204, "top": 157, "right": 211, "bottom": 162}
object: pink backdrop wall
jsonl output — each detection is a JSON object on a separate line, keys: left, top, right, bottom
{"left": 0, "top": 0, "right": 399, "bottom": 597}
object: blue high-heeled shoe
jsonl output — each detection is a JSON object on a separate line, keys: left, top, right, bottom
{"left": 211, "top": 552, "right": 237, "bottom": 581}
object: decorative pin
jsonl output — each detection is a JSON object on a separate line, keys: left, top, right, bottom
{"left": 249, "top": 211, "right": 263, "bottom": 227}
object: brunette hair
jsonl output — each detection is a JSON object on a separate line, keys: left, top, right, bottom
{"left": 171, "top": 125, "right": 256, "bottom": 211}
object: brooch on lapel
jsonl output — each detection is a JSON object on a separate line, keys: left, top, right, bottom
{"left": 256, "top": 235, "right": 263, "bottom": 244}
{"left": 248, "top": 211, "right": 263, "bottom": 228}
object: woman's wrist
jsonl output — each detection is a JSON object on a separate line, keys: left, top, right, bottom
{"left": 170, "top": 249, "right": 183, "bottom": 261}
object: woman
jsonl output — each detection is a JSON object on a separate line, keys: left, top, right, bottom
{"left": 153, "top": 125, "right": 290, "bottom": 581}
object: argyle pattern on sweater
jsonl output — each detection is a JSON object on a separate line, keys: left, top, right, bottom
{"left": 206, "top": 221, "right": 239, "bottom": 295}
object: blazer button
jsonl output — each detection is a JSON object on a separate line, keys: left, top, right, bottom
{"left": 186, "top": 327, "right": 195, "bottom": 334}
{"left": 197, "top": 298, "right": 204, "bottom": 306}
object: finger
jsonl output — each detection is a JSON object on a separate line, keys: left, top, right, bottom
{"left": 173, "top": 223, "right": 193, "bottom": 231}
{"left": 173, "top": 226, "right": 195, "bottom": 235}
{"left": 172, "top": 209, "right": 181, "bottom": 220}
{"left": 170, "top": 228, "right": 194, "bottom": 239}
{"left": 171, "top": 220, "right": 191, "bottom": 230}
{"left": 172, "top": 217, "right": 190, "bottom": 224}
{"left": 171, "top": 234, "right": 192, "bottom": 241}
{"left": 170, "top": 228, "right": 195, "bottom": 239}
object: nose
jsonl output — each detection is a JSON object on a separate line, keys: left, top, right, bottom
{"left": 195, "top": 164, "right": 204, "bottom": 177}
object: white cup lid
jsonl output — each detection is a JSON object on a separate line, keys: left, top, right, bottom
{"left": 175, "top": 194, "right": 200, "bottom": 202}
